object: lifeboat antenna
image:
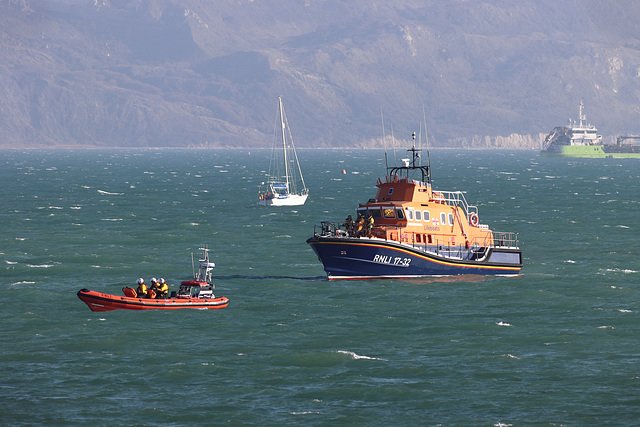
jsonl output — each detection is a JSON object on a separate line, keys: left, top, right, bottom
{"left": 423, "top": 106, "right": 432, "bottom": 184}
{"left": 191, "top": 251, "right": 196, "bottom": 279}
{"left": 412, "top": 131, "right": 417, "bottom": 167}
{"left": 381, "top": 106, "right": 388, "bottom": 171}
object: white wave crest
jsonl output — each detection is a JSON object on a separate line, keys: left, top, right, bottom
{"left": 336, "top": 350, "right": 386, "bottom": 361}
{"left": 605, "top": 268, "right": 638, "bottom": 274}
{"left": 27, "top": 264, "right": 54, "bottom": 268}
{"left": 97, "top": 190, "right": 123, "bottom": 195}
{"left": 496, "top": 321, "right": 512, "bottom": 327}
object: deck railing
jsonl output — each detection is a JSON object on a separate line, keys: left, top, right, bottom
{"left": 492, "top": 231, "right": 519, "bottom": 248}
{"left": 431, "top": 190, "right": 478, "bottom": 217}
{"left": 313, "top": 222, "right": 519, "bottom": 251}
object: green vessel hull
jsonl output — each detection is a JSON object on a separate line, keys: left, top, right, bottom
{"left": 540, "top": 145, "right": 640, "bottom": 158}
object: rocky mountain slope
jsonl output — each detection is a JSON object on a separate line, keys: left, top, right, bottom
{"left": 2, "top": 0, "right": 640, "bottom": 148}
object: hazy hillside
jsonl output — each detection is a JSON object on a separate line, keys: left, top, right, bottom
{"left": 2, "top": 0, "right": 640, "bottom": 148}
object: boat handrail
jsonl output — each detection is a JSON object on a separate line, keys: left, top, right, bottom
{"left": 381, "top": 175, "right": 427, "bottom": 186}
{"left": 314, "top": 222, "right": 519, "bottom": 251}
{"left": 492, "top": 231, "right": 519, "bottom": 248}
{"left": 431, "top": 190, "right": 478, "bottom": 216}
{"left": 372, "top": 225, "right": 489, "bottom": 259}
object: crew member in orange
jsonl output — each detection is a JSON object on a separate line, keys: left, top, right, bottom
{"left": 136, "top": 278, "right": 148, "bottom": 298}
{"left": 356, "top": 213, "right": 365, "bottom": 237}
{"left": 150, "top": 277, "right": 160, "bottom": 298}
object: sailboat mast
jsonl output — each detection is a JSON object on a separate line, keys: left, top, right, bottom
{"left": 279, "top": 96, "right": 290, "bottom": 191}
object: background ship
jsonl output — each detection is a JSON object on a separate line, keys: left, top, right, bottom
{"left": 541, "top": 101, "right": 640, "bottom": 158}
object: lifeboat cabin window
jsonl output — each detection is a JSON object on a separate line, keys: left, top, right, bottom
{"left": 440, "top": 212, "right": 447, "bottom": 225}
{"left": 448, "top": 213, "right": 454, "bottom": 226}
{"left": 415, "top": 210, "right": 422, "bottom": 221}
{"left": 423, "top": 210, "right": 430, "bottom": 221}
{"left": 358, "top": 208, "right": 381, "bottom": 220}
{"left": 396, "top": 208, "right": 405, "bottom": 220}
{"left": 406, "top": 209, "right": 414, "bottom": 221}
{"left": 388, "top": 188, "right": 394, "bottom": 196}
{"left": 383, "top": 208, "right": 396, "bottom": 219}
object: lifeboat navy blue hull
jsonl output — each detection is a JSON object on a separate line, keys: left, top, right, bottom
{"left": 307, "top": 236, "right": 522, "bottom": 280}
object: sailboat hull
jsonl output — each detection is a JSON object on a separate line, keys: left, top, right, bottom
{"left": 257, "top": 193, "right": 308, "bottom": 206}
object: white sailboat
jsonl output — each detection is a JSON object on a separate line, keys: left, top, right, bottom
{"left": 257, "top": 96, "right": 309, "bottom": 206}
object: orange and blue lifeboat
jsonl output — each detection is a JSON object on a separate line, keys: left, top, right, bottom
{"left": 307, "top": 145, "right": 522, "bottom": 280}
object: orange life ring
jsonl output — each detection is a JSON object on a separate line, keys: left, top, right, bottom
{"left": 469, "top": 212, "right": 479, "bottom": 227}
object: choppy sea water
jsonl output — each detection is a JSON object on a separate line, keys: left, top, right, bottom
{"left": 1, "top": 148, "right": 639, "bottom": 425}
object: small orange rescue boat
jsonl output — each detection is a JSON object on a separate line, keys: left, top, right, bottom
{"left": 77, "top": 247, "right": 229, "bottom": 311}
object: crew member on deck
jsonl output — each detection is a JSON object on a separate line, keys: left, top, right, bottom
{"left": 343, "top": 214, "right": 354, "bottom": 235}
{"left": 366, "top": 214, "right": 374, "bottom": 236}
{"left": 155, "top": 278, "right": 169, "bottom": 298}
{"left": 150, "top": 277, "right": 160, "bottom": 298}
{"left": 136, "top": 278, "right": 148, "bottom": 298}
{"left": 356, "top": 213, "right": 365, "bottom": 237}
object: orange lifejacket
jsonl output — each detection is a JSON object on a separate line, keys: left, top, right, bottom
{"left": 123, "top": 287, "right": 137, "bottom": 298}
